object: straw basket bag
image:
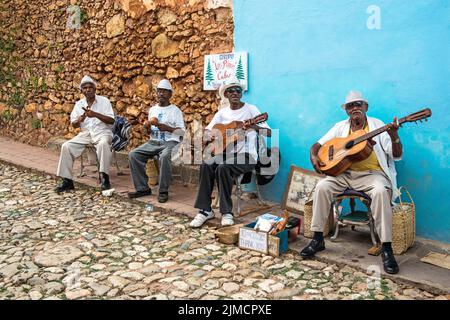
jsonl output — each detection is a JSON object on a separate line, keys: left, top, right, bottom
{"left": 303, "top": 188, "right": 334, "bottom": 238}
{"left": 146, "top": 159, "right": 159, "bottom": 186}
{"left": 392, "top": 186, "right": 415, "bottom": 254}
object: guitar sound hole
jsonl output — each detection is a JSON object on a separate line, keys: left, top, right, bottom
{"left": 328, "top": 146, "right": 334, "bottom": 160}
{"left": 345, "top": 140, "right": 355, "bottom": 149}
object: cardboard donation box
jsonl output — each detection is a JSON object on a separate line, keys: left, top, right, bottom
{"left": 238, "top": 213, "right": 289, "bottom": 257}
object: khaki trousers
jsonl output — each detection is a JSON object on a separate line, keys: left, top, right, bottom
{"left": 311, "top": 170, "right": 393, "bottom": 243}
{"left": 57, "top": 131, "right": 112, "bottom": 180}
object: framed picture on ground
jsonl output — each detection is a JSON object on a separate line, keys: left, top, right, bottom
{"left": 282, "top": 165, "right": 324, "bottom": 215}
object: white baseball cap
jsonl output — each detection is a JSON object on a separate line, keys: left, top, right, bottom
{"left": 79, "top": 75, "right": 97, "bottom": 90}
{"left": 342, "top": 90, "right": 368, "bottom": 109}
{"left": 157, "top": 79, "right": 173, "bottom": 91}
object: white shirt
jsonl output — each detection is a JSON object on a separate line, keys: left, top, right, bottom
{"left": 206, "top": 103, "right": 271, "bottom": 161}
{"left": 148, "top": 104, "right": 185, "bottom": 142}
{"left": 70, "top": 95, "right": 115, "bottom": 138}
{"left": 318, "top": 116, "right": 402, "bottom": 202}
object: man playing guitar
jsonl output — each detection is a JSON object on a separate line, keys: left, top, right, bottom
{"left": 301, "top": 90, "right": 402, "bottom": 274}
{"left": 189, "top": 78, "right": 271, "bottom": 228}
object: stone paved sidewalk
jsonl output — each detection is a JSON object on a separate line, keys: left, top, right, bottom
{"left": 1, "top": 163, "right": 448, "bottom": 300}
{"left": 0, "top": 136, "right": 449, "bottom": 297}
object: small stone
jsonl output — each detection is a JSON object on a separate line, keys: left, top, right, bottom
{"left": 210, "top": 270, "right": 231, "bottom": 278}
{"left": 173, "top": 281, "right": 190, "bottom": 291}
{"left": 300, "top": 260, "right": 328, "bottom": 270}
{"left": 29, "top": 290, "right": 43, "bottom": 300}
{"left": 188, "top": 289, "right": 207, "bottom": 299}
{"left": 120, "top": 271, "right": 144, "bottom": 281}
{"left": 108, "top": 276, "right": 130, "bottom": 288}
{"left": 171, "top": 290, "right": 188, "bottom": 298}
{"left": 258, "top": 279, "right": 276, "bottom": 293}
{"left": 65, "top": 289, "right": 91, "bottom": 300}
{"left": 88, "top": 282, "right": 111, "bottom": 296}
{"left": 337, "top": 287, "right": 352, "bottom": 294}
{"left": 222, "top": 282, "right": 240, "bottom": 293}
{"left": 192, "top": 270, "right": 205, "bottom": 278}
{"left": 403, "top": 289, "right": 421, "bottom": 298}
{"left": 44, "top": 282, "right": 65, "bottom": 295}
{"left": 273, "top": 288, "right": 302, "bottom": 299}
{"left": 203, "top": 279, "right": 220, "bottom": 290}
{"left": 130, "top": 289, "right": 148, "bottom": 297}
{"left": 128, "top": 262, "right": 143, "bottom": 270}
{"left": 285, "top": 270, "right": 302, "bottom": 279}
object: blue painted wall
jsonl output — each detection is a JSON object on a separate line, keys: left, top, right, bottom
{"left": 234, "top": 0, "right": 450, "bottom": 242}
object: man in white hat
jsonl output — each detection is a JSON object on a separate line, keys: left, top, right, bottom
{"left": 300, "top": 90, "right": 403, "bottom": 275}
{"left": 56, "top": 75, "right": 115, "bottom": 192}
{"left": 189, "top": 77, "right": 272, "bottom": 228}
{"left": 128, "top": 79, "right": 185, "bottom": 203}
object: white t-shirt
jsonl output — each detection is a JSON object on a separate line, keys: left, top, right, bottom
{"left": 70, "top": 95, "right": 115, "bottom": 138}
{"left": 148, "top": 104, "right": 185, "bottom": 142}
{"left": 317, "top": 116, "right": 401, "bottom": 202}
{"left": 206, "top": 103, "right": 271, "bottom": 160}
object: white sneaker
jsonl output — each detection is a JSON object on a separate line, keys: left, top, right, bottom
{"left": 221, "top": 213, "right": 234, "bottom": 226}
{"left": 189, "top": 210, "right": 215, "bottom": 228}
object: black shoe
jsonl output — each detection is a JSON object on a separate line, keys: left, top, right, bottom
{"left": 381, "top": 250, "right": 399, "bottom": 274}
{"left": 128, "top": 189, "right": 152, "bottom": 198}
{"left": 100, "top": 173, "right": 111, "bottom": 191}
{"left": 56, "top": 178, "right": 74, "bottom": 193}
{"left": 158, "top": 192, "right": 169, "bottom": 203}
{"left": 300, "top": 239, "right": 326, "bottom": 258}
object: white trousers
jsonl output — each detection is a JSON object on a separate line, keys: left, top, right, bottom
{"left": 56, "top": 131, "right": 112, "bottom": 180}
{"left": 311, "top": 170, "right": 393, "bottom": 243}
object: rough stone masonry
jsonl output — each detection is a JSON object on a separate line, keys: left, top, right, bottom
{"left": 0, "top": 0, "right": 233, "bottom": 149}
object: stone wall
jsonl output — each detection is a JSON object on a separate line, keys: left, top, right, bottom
{"left": 0, "top": 0, "right": 233, "bottom": 148}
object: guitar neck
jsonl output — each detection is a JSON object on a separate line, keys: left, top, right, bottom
{"left": 353, "top": 117, "right": 406, "bottom": 144}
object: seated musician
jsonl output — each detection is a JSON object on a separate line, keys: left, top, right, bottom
{"left": 189, "top": 78, "right": 271, "bottom": 228}
{"left": 127, "top": 79, "right": 185, "bottom": 203}
{"left": 301, "top": 91, "right": 403, "bottom": 274}
{"left": 55, "top": 75, "right": 115, "bottom": 193}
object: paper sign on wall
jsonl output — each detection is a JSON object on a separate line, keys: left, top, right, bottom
{"left": 203, "top": 51, "right": 248, "bottom": 90}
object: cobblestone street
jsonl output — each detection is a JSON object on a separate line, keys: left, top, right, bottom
{"left": 0, "top": 163, "right": 447, "bottom": 300}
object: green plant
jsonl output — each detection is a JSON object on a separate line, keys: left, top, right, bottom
{"left": 80, "top": 9, "right": 89, "bottom": 24}
{"left": 55, "top": 64, "right": 64, "bottom": 74}
{"left": 0, "top": 38, "right": 14, "bottom": 53}
{"left": 8, "top": 90, "right": 25, "bottom": 108}
{"left": 1, "top": 109, "right": 13, "bottom": 121}
{"left": 31, "top": 118, "right": 41, "bottom": 129}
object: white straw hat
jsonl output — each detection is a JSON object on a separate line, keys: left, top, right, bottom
{"left": 157, "top": 79, "right": 173, "bottom": 91}
{"left": 79, "top": 75, "right": 97, "bottom": 90}
{"left": 218, "top": 76, "right": 245, "bottom": 98}
{"left": 342, "top": 90, "right": 368, "bottom": 108}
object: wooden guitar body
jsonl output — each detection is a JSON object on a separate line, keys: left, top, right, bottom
{"left": 317, "top": 108, "right": 431, "bottom": 177}
{"left": 318, "top": 130, "right": 373, "bottom": 176}
{"left": 208, "top": 121, "right": 244, "bottom": 155}
{"left": 204, "top": 112, "right": 268, "bottom": 157}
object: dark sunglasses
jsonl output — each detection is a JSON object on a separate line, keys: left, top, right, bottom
{"left": 346, "top": 101, "right": 365, "bottom": 109}
{"left": 225, "top": 87, "right": 242, "bottom": 94}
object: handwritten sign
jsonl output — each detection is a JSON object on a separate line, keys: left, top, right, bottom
{"left": 238, "top": 227, "right": 268, "bottom": 254}
{"left": 203, "top": 52, "right": 248, "bottom": 90}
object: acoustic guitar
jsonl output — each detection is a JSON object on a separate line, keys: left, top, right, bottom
{"left": 204, "top": 112, "right": 268, "bottom": 156}
{"left": 317, "top": 108, "right": 432, "bottom": 176}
